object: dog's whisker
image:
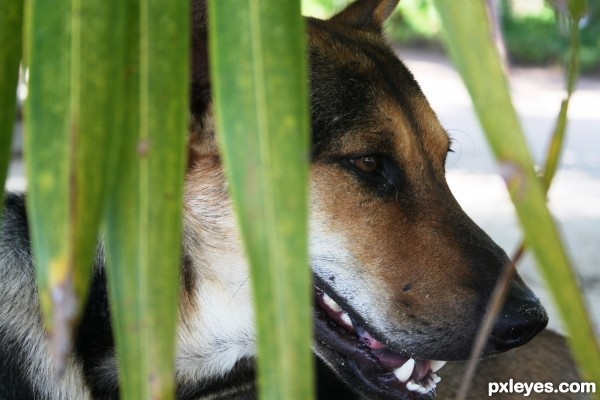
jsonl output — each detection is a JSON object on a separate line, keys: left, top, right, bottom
{"left": 230, "top": 276, "right": 250, "bottom": 303}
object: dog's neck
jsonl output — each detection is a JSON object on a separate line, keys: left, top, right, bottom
{"left": 175, "top": 158, "right": 258, "bottom": 388}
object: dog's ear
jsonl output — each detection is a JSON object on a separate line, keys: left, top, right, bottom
{"left": 191, "top": 0, "right": 210, "bottom": 118}
{"left": 329, "top": 0, "right": 400, "bottom": 31}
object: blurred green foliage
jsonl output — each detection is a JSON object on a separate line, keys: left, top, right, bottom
{"left": 501, "top": 0, "right": 600, "bottom": 72}
{"left": 387, "top": 0, "right": 442, "bottom": 45}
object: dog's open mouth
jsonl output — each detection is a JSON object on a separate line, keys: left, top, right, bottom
{"left": 315, "top": 286, "right": 447, "bottom": 398}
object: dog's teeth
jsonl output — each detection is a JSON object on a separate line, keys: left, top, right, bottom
{"left": 431, "top": 360, "right": 447, "bottom": 373}
{"left": 322, "top": 293, "right": 342, "bottom": 312}
{"left": 406, "top": 380, "right": 421, "bottom": 392}
{"left": 406, "top": 378, "right": 431, "bottom": 394}
{"left": 393, "top": 358, "right": 415, "bottom": 382}
{"left": 432, "top": 373, "right": 441, "bottom": 383}
{"left": 340, "top": 312, "right": 352, "bottom": 327}
{"left": 417, "top": 385, "right": 429, "bottom": 394}
{"left": 426, "top": 380, "right": 436, "bottom": 393}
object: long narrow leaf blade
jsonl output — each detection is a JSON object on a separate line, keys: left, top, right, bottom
{"left": 25, "top": 0, "right": 71, "bottom": 346}
{"left": 0, "top": 0, "right": 23, "bottom": 203}
{"left": 69, "top": 0, "right": 127, "bottom": 304}
{"left": 209, "top": 0, "right": 313, "bottom": 399}
{"left": 24, "top": 0, "right": 126, "bottom": 371}
{"left": 103, "top": 2, "right": 142, "bottom": 396}
{"left": 543, "top": 11, "right": 581, "bottom": 189}
{"left": 433, "top": 0, "right": 600, "bottom": 389}
{"left": 104, "top": 0, "right": 189, "bottom": 397}
{"left": 25, "top": 0, "right": 76, "bottom": 370}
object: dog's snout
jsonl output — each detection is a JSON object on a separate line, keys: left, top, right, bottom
{"left": 489, "top": 283, "right": 548, "bottom": 352}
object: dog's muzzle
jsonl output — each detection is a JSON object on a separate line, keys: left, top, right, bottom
{"left": 315, "top": 287, "right": 447, "bottom": 399}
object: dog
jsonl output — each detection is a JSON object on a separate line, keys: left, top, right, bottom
{"left": 2, "top": 0, "right": 583, "bottom": 398}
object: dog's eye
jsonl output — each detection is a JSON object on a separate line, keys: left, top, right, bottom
{"left": 345, "top": 154, "right": 404, "bottom": 197}
{"left": 350, "top": 156, "right": 380, "bottom": 173}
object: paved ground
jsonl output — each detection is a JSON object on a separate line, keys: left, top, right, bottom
{"left": 5, "top": 48, "right": 599, "bottom": 335}
{"left": 398, "top": 48, "right": 600, "bottom": 334}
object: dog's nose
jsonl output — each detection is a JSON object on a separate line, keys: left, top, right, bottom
{"left": 489, "top": 282, "right": 548, "bottom": 352}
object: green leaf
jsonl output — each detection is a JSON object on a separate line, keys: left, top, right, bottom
{"left": 0, "top": 0, "right": 23, "bottom": 204}
{"left": 24, "top": 0, "right": 125, "bottom": 371}
{"left": 209, "top": 0, "right": 313, "bottom": 399}
{"left": 543, "top": 20, "right": 580, "bottom": 189}
{"left": 103, "top": 0, "right": 189, "bottom": 397}
{"left": 25, "top": 0, "right": 72, "bottom": 370}
{"left": 567, "top": 0, "right": 587, "bottom": 20}
{"left": 433, "top": 0, "right": 600, "bottom": 392}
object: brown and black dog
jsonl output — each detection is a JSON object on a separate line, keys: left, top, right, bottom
{"left": 0, "top": 0, "right": 586, "bottom": 399}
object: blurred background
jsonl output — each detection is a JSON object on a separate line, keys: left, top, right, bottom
{"left": 6, "top": 0, "right": 600, "bottom": 334}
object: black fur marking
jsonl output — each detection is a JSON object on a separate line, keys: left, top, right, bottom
{"left": 0, "top": 194, "right": 37, "bottom": 399}
{"left": 309, "top": 52, "right": 376, "bottom": 157}
{"left": 75, "top": 266, "right": 119, "bottom": 399}
{"left": 182, "top": 252, "right": 196, "bottom": 295}
{"left": 315, "top": 357, "right": 361, "bottom": 400}
{"left": 0, "top": 328, "right": 38, "bottom": 400}
{"left": 176, "top": 358, "right": 256, "bottom": 400}
{"left": 1, "top": 193, "right": 32, "bottom": 257}
{"left": 309, "top": 22, "right": 421, "bottom": 113}
{"left": 190, "top": 0, "right": 211, "bottom": 119}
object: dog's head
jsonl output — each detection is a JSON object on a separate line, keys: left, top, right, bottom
{"left": 185, "top": 0, "right": 547, "bottom": 398}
